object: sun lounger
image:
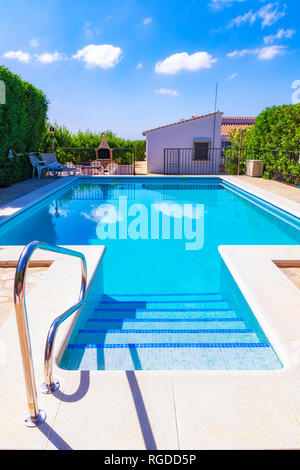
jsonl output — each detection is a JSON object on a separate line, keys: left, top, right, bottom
{"left": 40, "top": 153, "right": 78, "bottom": 176}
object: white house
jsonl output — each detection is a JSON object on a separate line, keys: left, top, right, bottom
{"left": 142, "top": 111, "right": 223, "bottom": 174}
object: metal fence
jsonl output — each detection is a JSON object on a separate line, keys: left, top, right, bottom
{"left": 164, "top": 148, "right": 224, "bottom": 175}
{"left": 164, "top": 147, "right": 300, "bottom": 185}
{"left": 223, "top": 147, "right": 300, "bottom": 186}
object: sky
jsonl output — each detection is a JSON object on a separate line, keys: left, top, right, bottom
{"left": 0, "top": 0, "right": 299, "bottom": 139}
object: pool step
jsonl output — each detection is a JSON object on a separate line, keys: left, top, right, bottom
{"left": 87, "top": 318, "right": 246, "bottom": 330}
{"left": 91, "top": 308, "right": 236, "bottom": 320}
{"left": 102, "top": 292, "right": 223, "bottom": 302}
{"left": 62, "top": 344, "right": 278, "bottom": 371}
{"left": 77, "top": 329, "right": 259, "bottom": 345}
{"left": 97, "top": 300, "right": 229, "bottom": 310}
{"left": 67, "top": 292, "right": 269, "bottom": 355}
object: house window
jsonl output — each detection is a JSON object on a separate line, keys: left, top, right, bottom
{"left": 194, "top": 142, "right": 209, "bottom": 161}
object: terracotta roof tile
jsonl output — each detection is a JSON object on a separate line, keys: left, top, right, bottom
{"left": 221, "top": 121, "right": 255, "bottom": 137}
{"left": 222, "top": 116, "right": 256, "bottom": 122}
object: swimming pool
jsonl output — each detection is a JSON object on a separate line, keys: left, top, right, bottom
{"left": 1, "top": 177, "right": 299, "bottom": 370}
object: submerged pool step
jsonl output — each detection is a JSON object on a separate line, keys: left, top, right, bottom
{"left": 103, "top": 293, "right": 223, "bottom": 302}
{"left": 76, "top": 329, "right": 260, "bottom": 344}
{"left": 75, "top": 290, "right": 265, "bottom": 349}
{"left": 62, "top": 344, "right": 278, "bottom": 370}
{"left": 98, "top": 300, "right": 229, "bottom": 310}
{"left": 95, "top": 307, "right": 232, "bottom": 313}
{"left": 61, "top": 288, "right": 282, "bottom": 371}
{"left": 87, "top": 318, "right": 246, "bottom": 330}
{"left": 90, "top": 308, "right": 237, "bottom": 320}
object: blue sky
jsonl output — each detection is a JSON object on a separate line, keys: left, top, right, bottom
{"left": 0, "top": 0, "right": 299, "bottom": 139}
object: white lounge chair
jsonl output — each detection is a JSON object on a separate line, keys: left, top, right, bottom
{"left": 29, "top": 154, "right": 56, "bottom": 179}
{"left": 40, "top": 153, "right": 78, "bottom": 176}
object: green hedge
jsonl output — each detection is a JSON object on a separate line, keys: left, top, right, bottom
{"left": 224, "top": 104, "right": 300, "bottom": 185}
{"left": 249, "top": 104, "right": 300, "bottom": 184}
{"left": 0, "top": 66, "right": 48, "bottom": 187}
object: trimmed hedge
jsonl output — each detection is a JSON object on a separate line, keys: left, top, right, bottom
{"left": 249, "top": 104, "right": 300, "bottom": 151}
{"left": 249, "top": 104, "right": 300, "bottom": 184}
{"left": 224, "top": 104, "right": 300, "bottom": 185}
{"left": 0, "top": 66, "right": 48, "bottom": 187}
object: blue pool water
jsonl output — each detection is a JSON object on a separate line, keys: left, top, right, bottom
{"left": 1, "top": 177, "right": 299, "bottom": 370}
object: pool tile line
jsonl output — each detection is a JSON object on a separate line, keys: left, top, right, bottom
{"left": 67, "top": 342, "right": 270, "bottom": 349}
{"left": 104, "top": 292, "right": 220, "bottom": 297}
{"left": 99, "top": 299, "right": 226, "bottom": 304}
{"left": 87, "top": 317, "right": 244, "bottom": 323}
{"left": 78, "top": 328, "right": 255, "bottom": 334}
{"left": 94, "top": 307, "right": 233, "bottom": 313}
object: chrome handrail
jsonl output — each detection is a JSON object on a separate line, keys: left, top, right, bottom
{"left": 14, "top": 241, "right": 87, "bottom": 427}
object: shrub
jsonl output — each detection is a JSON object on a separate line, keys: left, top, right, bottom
{"left": 224, "top": 127, "right": 253, "bottom": 175}
{"left": 224, "top": 104, "right": 300, "bottom": 183}
{"left": 249, "top": 104, "right": 300, "bottom": 183}
{"left": 0, "top": 66, "right": 48, "bottom": 187}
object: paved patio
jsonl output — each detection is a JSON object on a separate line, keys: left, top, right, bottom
{"left": 0, "top": 177, "right": 54, "bottom": 207}
{"left": 235, "top": 175, "right": 300, "bottom": 205}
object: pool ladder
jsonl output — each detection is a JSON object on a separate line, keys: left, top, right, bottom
{"left": 14, "top": 241, "right": 87, "bottom": 427}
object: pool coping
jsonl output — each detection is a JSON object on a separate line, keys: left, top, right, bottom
{"left": 0, "top": 175, "right": 300, "bottom": 449}
{"left": 218, "top": 245, "right": 300, "bottom": 369}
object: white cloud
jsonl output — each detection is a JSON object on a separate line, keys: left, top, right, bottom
{"left": 264, "top": 28, "right": 296, "bottom": 44}
{"left": 155, "top": 51, "right": 217, "bottom": 74}
{"left": 84, "top": 22, "right": 92, "bottom": 35}
{"left": 209, "top": 0, "right": 246, "bottom": 10}
{"left": 35, "top": 52, "right": 67, "bottom": 64}
{"left": 155, "top": 88, "right": 179, "bottom": 96}
{"left": 227, "top": 45, "right": 286, "bottom": 60}
{"left": 29, "top": 38, "right": 39, "bottom": 48}
{"left": 227, "top": 49, "right": 252, "bottom": 58}
{"left": 228, "top": 72, "right": 238, "bottom": 79}
{"left": 73, "top": 44, "right": 122, "bottom": 69}
{"left": 229, "top": 2, "right": 286, "bottom": 29}
{"left": 135, "top": 62, "right": 143, "bottom": 69}
{"left": 259, "top": 2, "right": 286, "bottom": 28}
{"left": 143, "top": 17, "right": 152, "bottom": 25}
{"left": 229, "top": 10, "right": 257, "bottom": 28}
{"left": 84, "top": 21, "right": 101, "bottom": 36}
{"left": 3, "top": 50, "right": 31, "bottom": 63}
{"left": 257, "top": 45, "right": 285, "bottom": 59}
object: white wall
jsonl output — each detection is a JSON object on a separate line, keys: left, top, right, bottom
{"left": 145, "top": 112, "right": 223, "bottom": 174}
